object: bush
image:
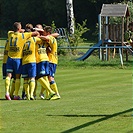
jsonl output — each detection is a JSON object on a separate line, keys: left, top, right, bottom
{"left": 68, "top": 19, "right": 89, "bottom": 55}
{"left": 50, "top": 20, "right": 89, "bottom": 55}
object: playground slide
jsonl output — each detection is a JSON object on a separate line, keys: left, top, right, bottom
{"left": 76, "top": 40, "right": 102, "bottom": 61}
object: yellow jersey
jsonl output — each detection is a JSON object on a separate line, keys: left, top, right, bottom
{"left": 46, "top": 35, "right": 58, "bottom": 64}
{"left": 22, "top": 37, "right": 42, "bottom": 65}
{"left": 35, "top": 40, "right": 49, "bottom": 63}
{"left": 7, "top": 32, "right": 32, "bottom": 59}
{"left": 3, "top": 31, "right": 14, "bottom": 64}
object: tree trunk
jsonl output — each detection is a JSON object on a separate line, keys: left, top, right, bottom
{"left": 66, "top": 0, "right": 74, "bottom": 35}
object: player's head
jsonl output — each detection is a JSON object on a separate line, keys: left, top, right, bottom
{"left": 35, "top": 24, "right": 43, "bottom": 29}
{"left": 13, "top": 22, "right": 22, "bottom": 32}
{"left": 128, "top": 22, "right": 133, "bottom": 32}
{"left": 43, "top": 26, "right": 52, "bottom": 35}
{"left": 25, "top": 23, "right": 33, "bottom": 32}
{"left": 35, "top": 24, "right": 43, "bottom": 35}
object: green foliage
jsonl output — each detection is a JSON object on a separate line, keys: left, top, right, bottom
{"left": 109, "top": 1, "right": 133, "bottom": 24}
{"left": 50, "top": 21, "right": 57, "bottom": 33}
{"left": 49, "top": 21, "right": 69, "bottom": 56}
{"left": 68, "top": 19, "right": 89, "bottom": 55}
{"left": 127, "top": 1, "right": 133, "bottom": 21}
{"left": 124, "top": 30, "right": 133, "bottom": 41}
{"left": 49, "top": 20, "right": 89, "bottom": 55}
{"left": 109, "top": 17, "right": 122, "bottom": 24}
{"left": 1, "top": 0, "right": 132, "bottom": 40}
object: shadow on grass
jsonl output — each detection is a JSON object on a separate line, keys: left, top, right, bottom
{"left": 0, "top": 98, "right": 7, "bottom": 100}
{"left": 47, "top": 108, "right": 133, "bottom": 133}
{"left": 127, "top": 131, "right": 133, "bottom": 133}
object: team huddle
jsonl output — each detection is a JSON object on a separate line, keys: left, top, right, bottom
{"left": 2, "top": 22, "right": 61, "bottom": 100}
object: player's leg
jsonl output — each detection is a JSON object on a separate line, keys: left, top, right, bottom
{"left": 22, "top": 86, "right": 26, "bottom": 100}
{"left": 39, "top": 86, "right": 45, "bottom": 99}
{"left": 49, "top": 63, "right": 61, "bottom": 100}
{"left": 14, "top": 74, "right": 21, "bottom": 100}
{"left": 38, "top": 77, "right": 55, "bottom": 99}
{"left": 37, "top": 61, "right": 55, "bottom": 99}
{"left": 5, "top": 57, "right": 13, "bottom": 100}
{"left": 43, "top": 76, "right": 49, "bottom": 99}
{"left": 29, "top": 78, "right": 36, "bottom": 100}
{"left": 45, "top": 88, "right": 49, "bottom": 99}
{"left": 23, "top": 79, "right": 30, "bottom": 100}
{"left": 28, "top": 63, "right": 36, "bottom": 100}
{"left": 21, "top": 64, "right": 28, "bottom": 99}
{"left": 5, "top": 73, "right": 12, "bottom": 100}
{"left": 10, "top": 72, "right": 16, "bottom": 99}
{"left": 39, "top": 76, "right": 49, "bottom": 99}
{"left": 13, "top": 59, "right": 22, "bottom": 100}
{"left": 2, "top": 63, "right": 11, "bottom": 100}
{"left": 10, "top": 78, "right": 15, "bottom": 99}
{"left": 33, "top": 79, "right": 38, "bottom": 99}
{"left": 49, "top": 77, "right": 61, "bottom": 100}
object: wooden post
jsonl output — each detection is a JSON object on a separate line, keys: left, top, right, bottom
{"left": 102, "top": 17, "right": 105, "bottom": 61}
{"left": 122, "top": 17, "right": 124, "bottom": 53}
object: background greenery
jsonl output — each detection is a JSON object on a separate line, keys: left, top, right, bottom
{"left": 0, "top": 0, "right": 133, "bottom": 40}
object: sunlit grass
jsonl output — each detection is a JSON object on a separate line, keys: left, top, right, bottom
{"left": 0, "top": 56, "right": 132, "bottom": 133}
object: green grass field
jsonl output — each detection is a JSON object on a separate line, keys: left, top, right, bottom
{"left": 0, "top": 54, "right": 132, "bottom": 133}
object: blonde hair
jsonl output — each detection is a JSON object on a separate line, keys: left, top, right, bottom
{"left": 25, "top": 23, "right": 33, "bottom": 32}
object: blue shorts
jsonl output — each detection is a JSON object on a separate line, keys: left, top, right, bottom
{"left": 49, "top": 63, "right": 57, "bottom": 78}
{"left": 2, "top": 63, "right": 6, "bottom": 79}
{"left": 3, "top": 63, "right": 15, "bottom": 79}
{"left": 22, "top": 63, "right": 36, "bottom": 78}
{"left": 6, "top": 57, "right": 22, "bottom": 75}
{"left": 36, "top": 61, "right": 49, "bottom": 78}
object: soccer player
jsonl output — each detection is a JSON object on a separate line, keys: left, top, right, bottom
{"left": 33, "top": 24, "right": 59, "bottom": 99}
{"left": 35, "top": 32, "right": 56, "bottom": 100}
{"left": 22, "top": 23, "right": 42, "bottom": 100}
{"left": 2, "top": 38, "right": 15, "bottom": 100}
{"left": 33, "top": 24, "right": 46, "bottom": 99}
{"left": 5, "top": 22, "right": 39, "bottom": 100}
{"left": 39, "top": 26, "right": 61, "bottom": 100}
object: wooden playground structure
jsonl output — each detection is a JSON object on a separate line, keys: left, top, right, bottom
{"left": 99, "top": 4, "right": 132, "bottom": 63}
{"left": 56, "top": 3, "right": 132, "bottom": 66}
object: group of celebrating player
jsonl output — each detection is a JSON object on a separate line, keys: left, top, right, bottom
{"left": 2, "top": 22, "right": 61, "bottom": 100}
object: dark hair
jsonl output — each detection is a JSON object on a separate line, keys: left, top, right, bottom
{"left": 13, "top": 22, "right": 21, "bottom": 32}
{"left": 43, "top": 26, "right": 52, "bottom": 34}
{"left": 25, "top": 23, "right": 34, "bottom": 32}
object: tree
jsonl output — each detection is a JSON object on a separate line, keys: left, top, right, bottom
{"left": 66, "top": 0, "right": 74, "bottom": 35}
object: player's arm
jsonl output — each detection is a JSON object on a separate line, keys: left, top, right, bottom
{"left": 51, "top": 33, "right": 59, "bottom": 38}
{"left": 31, "top": 31, "right": 39, "bottom": 37}
{"left": 39, "top": 36, "right": 51, "bottom": 53}
{"left": 33, "top": 28, "right": 44, "bottom": 32}
{"left": 39, "top": 35, "right": 50, "bottom": 41}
